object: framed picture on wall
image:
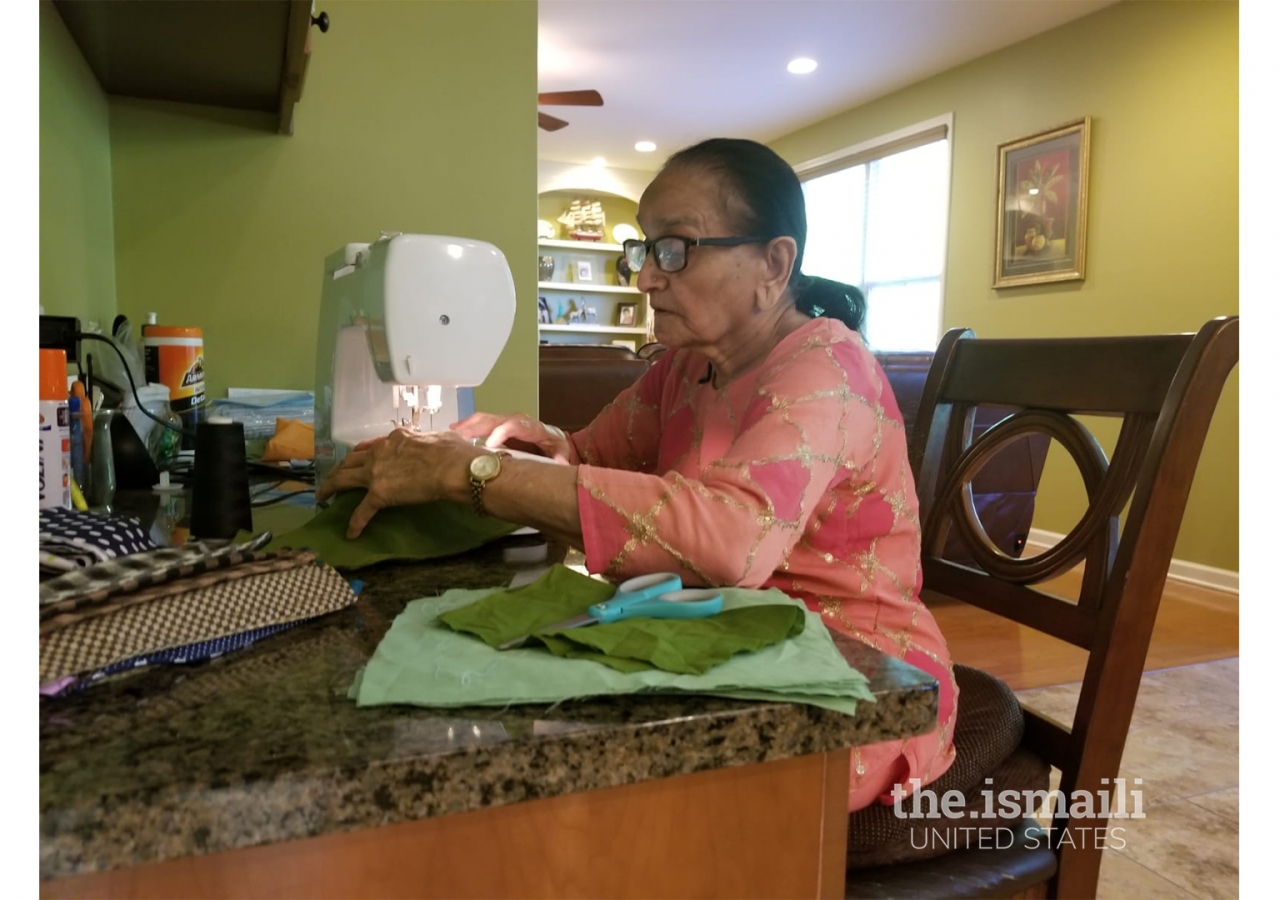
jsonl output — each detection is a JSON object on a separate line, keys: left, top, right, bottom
{"left": 993, "top": 117, "right": 1091, "bottom": 288}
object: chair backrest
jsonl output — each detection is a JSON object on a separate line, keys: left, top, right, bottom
{"left": 909, "top": 317, "right": 1238, "bottom": 899}
{"left": 539, "top": 343, "right": 638, "bottom": 361}
{"left": 538, "top": 345, "right": 651, "bottom": 433}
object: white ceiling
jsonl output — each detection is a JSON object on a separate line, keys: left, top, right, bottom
{"left": 538, "top": 0, "right": 1119, "bottom": 172}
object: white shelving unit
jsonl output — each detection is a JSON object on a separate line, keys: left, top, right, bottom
{"left": 537, "top": 236, "right": 648, "bottom": 347}
{"left": 539, "top": 324, "right": 649, "bottom": 335}
{"left": 538, "top": 239, "right": 626, "bottom": 253}
{"left": 538, "top": 281, "right": 640, "bottom": 295}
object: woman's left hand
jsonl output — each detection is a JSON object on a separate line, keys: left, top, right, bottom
{"left": 316, "top": 428, "right": 473, "bottom": 538}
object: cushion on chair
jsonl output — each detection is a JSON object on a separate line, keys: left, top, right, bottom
{"left": 845, "top": 818, "right": 1058, "bottom": 900}
{"left": 847, "top": 665, "right": 1045, "bottom": 869}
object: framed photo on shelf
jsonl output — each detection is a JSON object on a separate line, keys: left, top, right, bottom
{"left": 573, "top": 260, "right": 594, "bottom": 283}
{"left": 616, "top": 302, "right": 638, "bottom": 327}
{"left": 993, "top": 117, "right": 1091, "bottom": 289}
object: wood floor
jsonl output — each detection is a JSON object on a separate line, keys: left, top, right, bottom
{"left": 928, "top": 568, "right": 1239, "bottom": 691}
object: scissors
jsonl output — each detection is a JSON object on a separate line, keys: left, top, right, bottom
{"left": 498, "top": 572, "right": 723, "bottom": 650}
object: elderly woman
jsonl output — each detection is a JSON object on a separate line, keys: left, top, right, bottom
{"left": 317, "top": 138, "right": 956, "bottom": 812}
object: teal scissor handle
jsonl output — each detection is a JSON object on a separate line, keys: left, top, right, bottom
{"left": 590, "top": 588, "right": 723, "bottom": 624}
{"left": 614, "top": 572, "right": 683, "bottom": 602}
{"left": 589, "top": 572, "right": 681, "bottom": 621}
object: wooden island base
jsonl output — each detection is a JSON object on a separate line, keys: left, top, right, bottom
{"left": 44, "top": 749, "right": 852, "bottom": 899}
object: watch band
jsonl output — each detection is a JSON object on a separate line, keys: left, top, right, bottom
{"left": 470, "top": 475, "right": 489, "bottom": 518}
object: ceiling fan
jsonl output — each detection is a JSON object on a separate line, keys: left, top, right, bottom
{"left": 538, "top": 90, "right": 603, "bottom": 132}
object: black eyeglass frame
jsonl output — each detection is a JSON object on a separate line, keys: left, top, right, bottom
{"left": 622, "top": 235, "right": 777, "bottom": 274}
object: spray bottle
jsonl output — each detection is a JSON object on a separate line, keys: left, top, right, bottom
{"left": 39, "top": 349, "right": 71, "bottom": 510}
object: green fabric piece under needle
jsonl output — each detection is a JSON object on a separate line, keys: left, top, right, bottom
{"left": 266, "top": 490, "right": 519, "bottom": 570}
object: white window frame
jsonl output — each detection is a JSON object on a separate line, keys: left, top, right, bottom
{"left": 793, "top": 113, "right": 954, "bottom": 350}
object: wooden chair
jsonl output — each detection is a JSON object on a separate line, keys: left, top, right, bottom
{"left": 846, "top": 317, "right": 1239, "bottom": 898}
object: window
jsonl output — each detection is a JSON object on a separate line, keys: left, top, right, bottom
{"left": 798, "top": 119, "right": 951, "bottom": 351}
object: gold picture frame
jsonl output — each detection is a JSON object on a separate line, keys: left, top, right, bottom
{"left": 993, "top": 117, "right": 1091, "bottom": 288}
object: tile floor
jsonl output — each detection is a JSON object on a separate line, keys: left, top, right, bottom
{"left": 1015, "top": 658, "right": 1239, "bottom": 899}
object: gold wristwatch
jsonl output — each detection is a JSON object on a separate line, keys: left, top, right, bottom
{"left": 468, "top": 452, "right": 507, "bottom": 517}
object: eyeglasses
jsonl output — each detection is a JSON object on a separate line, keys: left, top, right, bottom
{"left": 622, "top": 235, "right": 775, "bottom": 274}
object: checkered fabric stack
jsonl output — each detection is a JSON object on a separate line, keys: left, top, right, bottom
{"left": 39, "top": 532, "right": 359, "bottom": 690}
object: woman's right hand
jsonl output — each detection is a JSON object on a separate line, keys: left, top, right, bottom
{"left": 450, "top": 413, "right": 578, "bottom": 464}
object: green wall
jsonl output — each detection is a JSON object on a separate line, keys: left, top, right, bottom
{"left": 39, "top": 0, "right": 117, "bottom": 330}
{"left": 109, "top": 0, "right": 538, "bottom": 416}
{"left": 772, "top": 0, "right": 1239, "bottom": 571}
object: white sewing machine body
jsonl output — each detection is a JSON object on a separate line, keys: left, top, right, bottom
{"left": 314, "top": 233, "right": 516, "bottom": 490}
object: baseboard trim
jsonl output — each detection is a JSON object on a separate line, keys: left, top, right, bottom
{"left": 1025, "top": 528, "right": 1239, "bottom": 594}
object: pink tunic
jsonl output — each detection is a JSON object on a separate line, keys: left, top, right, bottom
{"left": 570, "top": 317, "right": 956, "bottom": 809}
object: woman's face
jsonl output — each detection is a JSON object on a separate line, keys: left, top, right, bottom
{"left": 635, "top": 168, "right": 770, "bottom": 352}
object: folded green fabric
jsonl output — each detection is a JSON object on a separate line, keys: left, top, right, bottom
{"left": 535, "top": 607, "right": 806, "bottom": 675}
{"left": 438, "top": 565, "right": 806, "bottom": 675}
{"left": 266, "top": 491, "right": 519, "bottom": 570}
{"left": 351, "top": 578, "right": 875, "bottom": 715}
{"left": 438, "top": 564, "right": 615, "bottom": 645}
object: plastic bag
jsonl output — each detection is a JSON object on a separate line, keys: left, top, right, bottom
{"left": 211, "top": 390, "right": 315, "bottom": 439}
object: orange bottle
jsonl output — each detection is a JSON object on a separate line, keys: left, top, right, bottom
{"left": 143, "top": 325, "right": 205, "bottom": 411}
{"left": 143, "top": 324, "right": 205, "bottom": 445}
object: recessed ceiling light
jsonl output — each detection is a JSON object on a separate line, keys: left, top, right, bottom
{"left": 635, "top": 141, "right": 657, "bottom": 153}
{"left": 787, "top": 57, "right": 818, "bottom": 75}
{"left": 590, "top": 156, "right": 607, "bottom": 167}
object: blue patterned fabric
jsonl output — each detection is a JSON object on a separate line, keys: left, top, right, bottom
{"left": 70, "top": 622, "right": 304, "bottom": 692}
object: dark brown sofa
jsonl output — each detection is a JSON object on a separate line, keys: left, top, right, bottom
{"left": 539, "top": 342, "right": 1048, "bottom": 560}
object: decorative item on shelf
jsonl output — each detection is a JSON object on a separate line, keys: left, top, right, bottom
{"left": 611, "top": 223, "right": 639, "bottom": 244}
{"left": 556, "top": 299, "right": 578, "bottom": 324}
{"left": 557, "top": 198, "right": 605, "bottom": 241}
{"left": 537, "top": 219, "right": 557, "bottom": 240}
{"left": 537, "top": 296, "right": 552, "bottom": 324}
{"left": 583, "top": 305, "right": 598, "bottom": 324}
{"left": 612, "top": 339, "right": 637, "bottom": 352}
{"left": 994, "top": 117, "right": 1091, "bottom": 288}
{"left": 573, "top": 260, "right": 594, "bottom": 283}
{"left": 617, "top": 302, "right": 639, "bottom": 327}
{"left": 538, "top": 255, "right": 556, "bottom": 282}
{"left": 615, "top": 254, "right": 632, "bottom": 287}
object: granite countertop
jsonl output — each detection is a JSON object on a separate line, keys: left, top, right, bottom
{"left": 40, "top": 532, "right": 940, "bottom": 882}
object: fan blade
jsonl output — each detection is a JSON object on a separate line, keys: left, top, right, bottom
{"left": 539, "top": 111, "right": 569, "bottom": 132}
{"left": 537, "top": 90, "right": 603, "bottom": 107}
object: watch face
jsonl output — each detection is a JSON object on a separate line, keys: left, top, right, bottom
{"left": 470, "top": 454, "right": 501, "bottom": 480}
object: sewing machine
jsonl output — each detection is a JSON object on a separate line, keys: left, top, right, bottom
{"left": 314, "top": 233, "right": 517, "bottom": 490}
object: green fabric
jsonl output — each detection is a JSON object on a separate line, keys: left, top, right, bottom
{"left": 438, "top": 565, "right": 806, "bottom": 675}
{"left": 350, "top": 572, "right": 875, "bottom": 715}
{"left": 438, "top": 564, "right": 616, "bottom": 645}
{"left": 266, "top": 491, "right": 518, "bottom": 570}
